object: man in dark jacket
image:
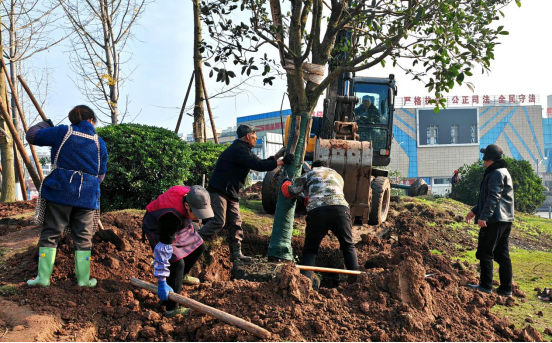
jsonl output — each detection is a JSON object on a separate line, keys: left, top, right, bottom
{"left": 465, "top": 144, "right": 514, "bottom": 297}
{"left": 198, "top": 124, "right": 291, "bottom": 261}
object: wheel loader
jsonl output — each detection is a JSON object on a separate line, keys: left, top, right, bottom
{"left": 262, "top": 72, "right": 428, "bottom": 225}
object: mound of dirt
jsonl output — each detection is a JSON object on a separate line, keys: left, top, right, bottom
{"left": 0, "top": 199, "right": 545, "bottom": 341}
{"left": 0, "top": 198, "right": 36, "bottom": 217}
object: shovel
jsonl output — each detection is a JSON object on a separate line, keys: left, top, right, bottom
{"left": 95, "top": 220, "right": 128, "bottom": 251}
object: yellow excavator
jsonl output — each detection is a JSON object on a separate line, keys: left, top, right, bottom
{"left": 261, "top": 72, "right": 427, "bottom": 225}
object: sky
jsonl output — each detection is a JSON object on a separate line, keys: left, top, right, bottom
{"left": 31, "top": 0, "right": 552, "bottom": 135}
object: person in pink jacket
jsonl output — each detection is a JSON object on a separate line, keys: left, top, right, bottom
{"left": 142, "top": 185, "right": 213, "bottom": 317}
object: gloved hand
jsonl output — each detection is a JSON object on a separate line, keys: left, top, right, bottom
{"left": 283, "top": 153, "right": 295, "bottom": 165}
{"left": 299, "top": 194, "right": 309, "bottom": 207}
{"left": 274, "top": 146, "right": 287, "bottom": 160}
{"left": 281, "top": 179, "right": 293, "bottom": 199}
{"left": 157, "top": 279, "right": 173, "bottom": 301}
{"left": 45, "top": 119, "right": 54, "bottom": 127}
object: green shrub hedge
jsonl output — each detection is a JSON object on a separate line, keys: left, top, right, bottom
{"left": 97, "top": 124, "right": 191, "bottom": 211}
{"left": 449, "top": 157, "right": 546, "bottom": 213}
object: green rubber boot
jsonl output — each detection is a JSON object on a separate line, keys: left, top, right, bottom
{"left": 27, "top": 247, "right": 57, "bottom": 287}
{"left": 75, "top": 250, "right": 97, "bottom": 287}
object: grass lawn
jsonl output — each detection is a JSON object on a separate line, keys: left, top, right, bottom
{"left": 458, "top": 248, "right": 552, "bottom": 337}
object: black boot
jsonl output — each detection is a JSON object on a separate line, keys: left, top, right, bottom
{"left": 229, "top": 243, "right": 252, "bottom": 262}
{"left": 300, "top": 253, "right": 320, "bottom": 290}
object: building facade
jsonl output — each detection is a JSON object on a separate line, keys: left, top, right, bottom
{"left": 392, "top": 93, "right": 548, "bottom": 195}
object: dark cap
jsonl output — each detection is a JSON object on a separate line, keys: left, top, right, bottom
{"left": 236, "top": 124, "right": 257, "bottom": 138}
{"left": 186, "top": 185, "right": 214, "bottom": 219}
{"left": 480, "top": 144, "right": 504, "bottom": 162}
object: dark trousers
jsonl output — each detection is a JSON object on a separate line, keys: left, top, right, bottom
{"left": 301, "top": 205, "right": 359, "bottom": 273}
{"left": 476, "top": 221, "right": 513, "bottom": 291}
{"left": 197, "top": 191, "right": 243, "bottom": 244}
{"left": 164, "top": 243, "right": 206, "bottom": 311}
{"left": 39, "top": 202, "right": 95, "bottom": 251}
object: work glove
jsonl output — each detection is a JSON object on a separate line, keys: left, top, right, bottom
{"left": 283, "top": 153, "right": 295, "bottom": 165}
{"left": 300, "top": 194, "right": 309, "bottom": 207}
{"left": 274, "top": 146, "right": 287, "bottom": 160}
{"left": 281, "top": 178, "right": 293, "bottom": 199}
{"left": 45, "top": 119, "right": 54, "bottom": 127}
{"left": 157, "top": 279, "right": 173, "bottom": 301}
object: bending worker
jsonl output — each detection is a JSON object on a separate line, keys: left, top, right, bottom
{"left": 142, "top": 185, "right": 213, "bottom": 317}
{"left": 281, "top": 160, "right": 359, "bottom": 289}
{"left": 26, "top": 105, "right": 108, "bottom": 288}
{"left": 198, "top": 124, "right": 292, "bottom": 261}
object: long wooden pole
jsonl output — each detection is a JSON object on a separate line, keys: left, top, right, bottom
{"left": 175, "top": 72, "right": 194, "bottom": 134}
{"left": 198, "top": 68, "right": 219, "bottom": 144}
{"left": 17, "top": 76, "right": 47, "bottom": 121}
{"left": 1, "top": 60, "right": 43, "bottom": 179}
{"left": 0, "top": 96, "right": 41, "bottom": 189}
{"left": 130, "top": 277, "right": 272, "bottom": 339}
{"left": 296, "top": 265, "right": 364, "bottom": 275}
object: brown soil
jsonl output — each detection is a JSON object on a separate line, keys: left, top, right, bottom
{"left": 0, "top": 199, "right": 545, "bottom": 342}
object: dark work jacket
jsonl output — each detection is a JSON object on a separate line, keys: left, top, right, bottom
{"left": 209, "top": 139, "right": 278, "bottom": 201}
{"left": 471, "top": 160, "right": 515, "bottom": 223}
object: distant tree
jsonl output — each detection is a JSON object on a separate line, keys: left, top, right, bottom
{"left": 450, "top": 157, "right": 545, "bottom": 213}
{"left": 1, "top": 0, "right": 66, "bottom": 127}
{"left": 58, "top": 0, "right": 148, "bottom": 124}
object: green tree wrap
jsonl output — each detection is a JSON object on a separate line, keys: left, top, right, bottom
{"left": 268, "top": 113, "right": 311, "bottom": 260}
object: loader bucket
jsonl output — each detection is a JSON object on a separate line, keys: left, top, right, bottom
{"left": 314, "top": 139, "right": 374, "bottom": 224}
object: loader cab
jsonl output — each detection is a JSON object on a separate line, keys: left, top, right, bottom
{"left": 352, "top": 76, "right": 397, "bottom": 166}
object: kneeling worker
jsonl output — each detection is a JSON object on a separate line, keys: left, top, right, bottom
{"left": 280, "top": 160, "right": 359, "bottom": 289}
{"left": 142, "top": 185, "right": 214, "bottom": 317}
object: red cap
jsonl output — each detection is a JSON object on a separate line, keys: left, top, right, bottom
{"left": 454, "top": 170, "right": 458, "bottom": 174}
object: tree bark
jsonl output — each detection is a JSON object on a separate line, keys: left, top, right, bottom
{"left": 100, "top": 0, "right": 119, "bottom": 124}
{"left": 192, "top": 0, "right": 205, "bottom": 142}
{"left": 0, "top": 8, "right": 15, "bottom": 202}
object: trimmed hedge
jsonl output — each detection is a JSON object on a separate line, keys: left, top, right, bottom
{"left": 97, "top": 124, "right": 191, "bottom": 211}
{"left": 449, "top": 157, "right": 546, "bottom": 213}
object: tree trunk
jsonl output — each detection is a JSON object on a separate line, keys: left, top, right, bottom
{"left": 0, "top": 9, "right": 15, "bottom": 202}
{"left": 192, "top": 0, "right": 205, "bottom": 142}
{"left": 100, "top": 0, "right": 119, "bottom": 124}
{"left": 268, "top": 69, "right": 314, "bottom": 260}
{"left": 0, "top": 123, "right": 15, "bottom": 202}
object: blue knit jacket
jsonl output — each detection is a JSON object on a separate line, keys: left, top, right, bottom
{"left": 27, "top": 120, "right": 108, "bottom": 210}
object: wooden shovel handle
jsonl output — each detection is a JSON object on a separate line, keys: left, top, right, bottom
{"left": 296, "top": 265, "right": 364, "bottom": 275}
{"left": 130, "top": 277, "right": 272, "bottom": 339}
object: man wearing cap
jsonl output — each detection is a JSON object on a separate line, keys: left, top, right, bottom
{"left": 354, "top": 95, "right": 385, "bottom": 124}
{"left": 198, "top": 123, "right": 292, "bottom": 262}
{"left": 142, "top": 185, "right": 214, "bottom": 317}
{"left": 465, "top": 144, "right": 515, "bottom": 297}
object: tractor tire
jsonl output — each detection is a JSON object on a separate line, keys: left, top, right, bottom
{"left": 262, "top": 168, "right": 280, "bottom": 214}
{"left": 368, "top": 176, "right": 391, "bottom": 225}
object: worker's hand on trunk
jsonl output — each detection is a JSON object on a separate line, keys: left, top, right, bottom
{"left": 274, "top": 146, "right": 287, "bottom": 160}
{"left": 283, "top": 153, "right": 295, "bottom": 165}
{"left": 157, "top": 279, "right": 173, "bottom": 301}
{"left": 465, "top": 211, "right": 475, "bottom": 224}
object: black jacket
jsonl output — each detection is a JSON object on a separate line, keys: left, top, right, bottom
{"left": 209, "top": 139, "right": 277, "bottom": 201}
{"left": 471, "top": 159, "right": 515, "bottom": 223}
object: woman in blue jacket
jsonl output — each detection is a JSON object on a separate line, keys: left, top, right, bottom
{"left": 26, "top": 105, "right": 108, "bottom": 287}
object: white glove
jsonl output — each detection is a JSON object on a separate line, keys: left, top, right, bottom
{"left": 274, "top": 146, "right": 287, "bottom": 159}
